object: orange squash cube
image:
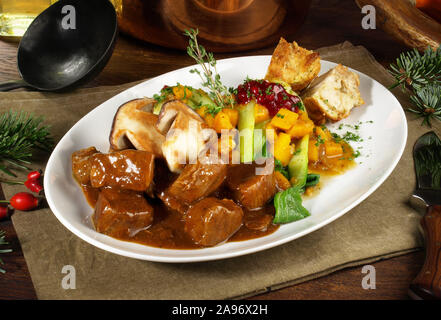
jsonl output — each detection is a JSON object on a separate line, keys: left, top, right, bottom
{"left": 254, "top": 104, "right": 270, "bottom": 123}
{"left": 270, "top": 108, "right": 299, "bottom": 131}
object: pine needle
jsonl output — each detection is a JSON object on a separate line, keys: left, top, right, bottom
{"left": 0, "top": 230, "right": 12, "bottom": 274}
{"left": 0, "top": 110, "right": 54, "bottom": 176}
{"left": 408, "top": 84, "right": 441, "bottom": 127}
{"left": 389, "top": 46, "right": 441, "bottom": 127}
{"left": 389, "top": 45, "right": 441, "bottom": 91}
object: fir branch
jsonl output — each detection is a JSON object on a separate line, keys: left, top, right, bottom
{"left": 389, "top": 45, "right": 441, "bottom": 91}
{"left": 408, "top": 83, "right": 441, "bottom": 126}
{"left": 0, "top": 110, "right": 54, "bottom": 176}
{"left": 0, "top": 230, "right": 12, "bottom": 274}
{"left": 184, "top": 29, "right": 234, "bottom": 114}
{"left": 389, "top": 46, "right": 441, "bottom": 127}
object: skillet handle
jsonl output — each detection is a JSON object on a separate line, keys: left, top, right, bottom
{"left": 409, "top": 205, "right": 441, "bottom": 300}
{"left": 0, "top": 80, "right": 28, "bottom": 91}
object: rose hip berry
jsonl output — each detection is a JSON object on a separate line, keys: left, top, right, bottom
{"left": 0, "top": 192, "right": 39, "bottom": 211}
{"left": 0, "top": 206, "right": 8, "bottom": 220}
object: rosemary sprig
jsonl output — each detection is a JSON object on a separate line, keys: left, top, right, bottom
{"left": 389, "top": 45, "right": 441, "bottom": 91}
{"left": 0, "top": 110, "right": 53, "bottom": 176}
{"left": 184, "top": 29, "right": 235, "bottom": 114}
{"left": 0, "top": 230, "right": 12, "bottom": 274}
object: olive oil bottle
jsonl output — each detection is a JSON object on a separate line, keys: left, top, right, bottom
{"left": 0, "top": 0, "right": 122, "bottom": 38}
{"left": 0, "top": 0, "right": 57, "bottom": 37}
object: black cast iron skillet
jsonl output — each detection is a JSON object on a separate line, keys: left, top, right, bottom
{"left": 0, "top": 0, "right": 117, "bottom": 91}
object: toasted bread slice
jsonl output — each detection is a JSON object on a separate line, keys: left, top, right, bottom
{"left": 265, "top": 38, "right": 321, "bottom": 92}
{"left": 302, "top": 64, "right": 364, "bottom": 124}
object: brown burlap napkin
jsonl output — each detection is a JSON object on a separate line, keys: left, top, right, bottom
{"left": 1, "top": 42, "right": 437, "bottom": 300}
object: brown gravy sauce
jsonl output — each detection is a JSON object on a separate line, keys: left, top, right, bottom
{"left": 80, "top": 184, "right": 279, "bottom": 250}
{"left": 308, "top": 140, "right": 356, "bottom": 176}
{"left": 78, "top": 145, "right": 355, "bottom": 250}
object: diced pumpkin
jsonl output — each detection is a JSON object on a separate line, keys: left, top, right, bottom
{"left": 275, "top": 171, "right": 291, "bottom": 190}
{"left": 314, "top": 126, "right": 332, "bottom": 141}
{"left": 196, "top": 106, "right": 208, "bottom": 118}
{"left": 197, "top": 106, "right": 216, "bottom": 128}
{"left": 274, "top": 132, "right": 293, "bottom": 166}
{"left": 270, "top": 108, "right": 299, "bottom": 131}
{"left": 308, "top": 139, "right": 319, "bottom": 162}
{"left": 172, "top": 86, "right": 192, "bottom": 100}
{"left": 298, "top": 110, "right": 310, "bottom": 121}
{"left": 305, "top": 186, "right": 315, "bottom": 197}
{"left": 324, "top": 141, "right": 343, "bottom": 157}
{"left": 218, "top": 135, "right": 236, "bottom": 155}
{"left": 223, "top": 108, "right": 239, "bottom": 127}
{"left": 214, "top": 110, "right": 234, "bottom": 133}
{"left": 287, "top": 119, "right": 314, "bottom": 138}
{"left": 265, "top": 122, "right": 277, "bottom": 133}
{"left": 254, "top": 104, "right": 270, "bottom": 123}
{"left": 204, "top": 113, "right": 215, "bottom": 128}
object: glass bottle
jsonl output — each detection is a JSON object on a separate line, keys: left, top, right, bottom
{"left": 0, "top": 0, "right": 122, "bottom": 39}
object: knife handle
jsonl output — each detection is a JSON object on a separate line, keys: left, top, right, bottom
{"left": 409, "top": 205, "right": 441, "bottom": 300}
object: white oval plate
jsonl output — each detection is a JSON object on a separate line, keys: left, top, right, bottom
{"left": 44, "top": 56, "right": 407, "bottom": 263}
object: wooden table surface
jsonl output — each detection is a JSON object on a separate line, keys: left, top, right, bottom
{"left": 0, "top": 0, "right": 424, "bottom": 300}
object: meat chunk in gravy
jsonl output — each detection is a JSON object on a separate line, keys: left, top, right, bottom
{"left": 90, "top": 149, "right": 155, "bottom": 192}
{"left": 184, "top": 198, "right": 243, "bottom": 247}
{"left": 72, "top": 147, "right": 99, "bottom": 185}
{"left": 159, "top": 160, "right": 227, "bottom": 213}
{"left": 226, "top": 159, "right": 277, "bottom": 210}
{"left": 94, "top": 188, "right": 154, "bottom": 238}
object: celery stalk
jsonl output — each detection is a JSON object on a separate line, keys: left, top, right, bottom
{"left": 253, "top": 120, "right": 270, "bottom": 160}
{"left": 238, "top": 101, "right": 256, "bottom": 163}
{"left": 288, "top": 134, "right": 309, "bottom": 189}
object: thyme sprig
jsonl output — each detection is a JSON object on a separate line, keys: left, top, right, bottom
{"left": 389, "top": 46, "right": 441, "bottom": 126}
{"left": 0, "top": 110, "right": 53, "bottom": 176}
{"left": 184, "top": 29, "right": 235, "bottom": 114}
{"left": 0, "top": 230, "right": 12, "bottom": 274}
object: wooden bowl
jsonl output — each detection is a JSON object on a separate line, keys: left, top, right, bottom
{"left": 115, "top": 0, "right": 312, "bottom": 52}
{"left": 355, "top": 0, "right": 441, "bottom": 51}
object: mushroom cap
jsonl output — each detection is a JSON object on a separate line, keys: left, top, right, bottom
{"left": 157, "top": 100, "right": 217, "bottom": 173}
{"left": 109, "top": 98, "right": 165, "bottom": 157}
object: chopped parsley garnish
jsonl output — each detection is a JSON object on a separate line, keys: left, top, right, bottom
{"left": 315, "top": 135, "right": 325, "bottom": 146}
{"left": 342, "top": 131, "right": 363, "bottom": 142}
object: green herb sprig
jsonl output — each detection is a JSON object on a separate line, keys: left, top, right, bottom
{"left": 408, "top": 83, "right": 441, "bottom": 127}
{"left": 0, "top": 230, "right": 12, "bottom": 274}
{"left": 184, "top": 29, "right": 235, "bottom": 114}
{"left": 0, "top": 110, "right": 53, "bottom": 176}
{"left": 389, "top": 46, "right": 441, "bottom": 126}
{"left": 389, "top": 46, "right": 441, "bottom": 91}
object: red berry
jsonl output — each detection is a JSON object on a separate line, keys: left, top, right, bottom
{"left": 9, "top": 192, "right": 39, "bottom": 211}
{"left": 24, "top": 179, "right": 43, "bottom": 193}
{"left": 0, "top": 206, "right": 8, "bottom": 220}
{"left": 27, "top": 170, "right": 42, "bottom": 181}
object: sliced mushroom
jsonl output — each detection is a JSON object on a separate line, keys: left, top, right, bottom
{"left": 157, "top": 100, "right": 217, "bottom": 173}
{"left": 109, "top": 98, "right": 165, "bottom": 157}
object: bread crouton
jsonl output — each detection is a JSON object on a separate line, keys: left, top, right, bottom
{"left": 265, "top": 38, "right": 321, "bottom": 92}
{"left": 302, "top": 64, "right": 364, "bottom": 124}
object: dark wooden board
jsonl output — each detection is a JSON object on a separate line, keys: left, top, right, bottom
{"left": 0, "top": 0, "right": 422, "bottom": 300}
{"left": 356, "top": 0, "right": 441, "bottom": 51}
